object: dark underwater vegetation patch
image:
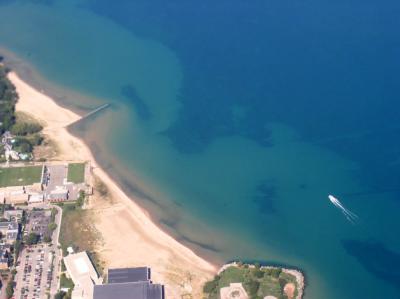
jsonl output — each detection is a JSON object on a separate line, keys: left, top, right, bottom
{"left": 120, "top": 84, "right": 151, "bottom": 120}
{"left": 252, "top": 180, "right": 277, "bottom": 215}
{"left": 342, "top": 240, "right": 400, "bottom": 289}
{"left": 179, "top": 234, "right": 220, "bottom": 253}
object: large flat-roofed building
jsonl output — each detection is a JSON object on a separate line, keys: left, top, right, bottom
{"left": 108, "top": 267, "right": 150, "bottom": 284}
{"left": 94, "top": 281, "right": 163, "bottom": 299}
{"left": 63, "top": 251, "right": 102, "bottom": 299}
{"left": 93, "top": 267, "right": 164, "bottom": 299}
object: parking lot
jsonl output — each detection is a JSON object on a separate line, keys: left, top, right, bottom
{"left": 13, "top": 205, "right": 63, "bottom": 299}
{"left": 24, "top": 210, "right": 52, "bottom": 242}
{"left": 14, "top": 244, "right": 55, "bottom": 299}
{"left": 44, "top": 165, "right": 68, "bottom": 191}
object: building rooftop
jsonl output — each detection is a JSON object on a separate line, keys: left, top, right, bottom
{"left": 108, "top": 267, "right": 150, "bottom": 284}
{"left": 93, "top": 281, "right": 163, "bottom": 299}
{"left": 63, "top": 251, "right": 102, "bottom": 299}
{"left": 6, "top": 231, "right": 18, "bottom": 240}
{"left": 0, "top": 222, "right": 10, "bottom": 229}
{"left": 4, "top": 209, "right": 23, "bottom": 218}
{"left": 8, "top": 221, "right": 19, "bottom": 231}
{"left": 93, "top": 267, "right": 163, "bottom": 299}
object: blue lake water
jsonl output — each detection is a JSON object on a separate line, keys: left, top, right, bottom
{"left": 1, "top": 1, "right": 400, "bottom": 298}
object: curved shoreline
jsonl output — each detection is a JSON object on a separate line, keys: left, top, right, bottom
{"left": 7, "top": 71, "right": 217, "bottom": 298}
{"left": 1, "top": 47, "right": 226, "bottom": 266}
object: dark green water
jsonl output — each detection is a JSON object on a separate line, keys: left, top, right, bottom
{"left": 1, "top": 1, "right": 400, "bottom": 298}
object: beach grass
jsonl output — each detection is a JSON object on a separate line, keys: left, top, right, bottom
{"left": 67, "top": 163, "right": 85, "bottom": 184}
{"left": 59, "top": 203, "right": 104, "bottom": 274}
{"left": 0, "top": 165, "right": 42, "bottom": 187}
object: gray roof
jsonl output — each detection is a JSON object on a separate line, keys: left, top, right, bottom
{"left": 4, "top": 210, "right": 23, "bottom": 216}
{"left": 6, "top": 232, "right": 18, "bottom": 240}
{"left": 8, "top": 222, "right": 18, "bottom": 231}
{"left": 0, "top": 222, "right": 11, "bottom": 228}
{"left": 108, "top": 267, "right": 150, "bottom": 284}
{"left": 48, "top": 192, "right": 68, "bottom": 200}
{"left": 93, "top": 281, "right": 163, "bottom": 299}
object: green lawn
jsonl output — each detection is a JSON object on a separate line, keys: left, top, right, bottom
{"left": 0, "top": 166, "right": 42, "bottom": 187}
{"left": 60, "top": 273, "right": 74, "bottom": 289}
{"left": 67, "top": 163, "right": 85, "bottom": 184}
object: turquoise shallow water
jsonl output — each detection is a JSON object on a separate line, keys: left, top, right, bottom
{"left": 1, "top": 1, "right": 400, "bottom": 298}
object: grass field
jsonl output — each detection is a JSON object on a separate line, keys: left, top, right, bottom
{"left": 67, "top": 163, "right": 85, "bottom": 184}
{"left": 0, "top": 165, "right": 42, "bottom": 187}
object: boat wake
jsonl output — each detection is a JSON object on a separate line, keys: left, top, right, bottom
{"left": 328, "top": 195, "right": 359, "bottom": 224}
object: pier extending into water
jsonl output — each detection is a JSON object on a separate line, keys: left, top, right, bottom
{"left": 81, "top": 103, "right": 110, "bottom": 120}
{"left": 67, "top": 103, "right": 110, "bottom": 127}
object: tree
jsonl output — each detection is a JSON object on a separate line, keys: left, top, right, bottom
{"left": 203, "top": 280, "right": 218, "bottom": 294}
{"left": 26, "top": 232, "right": 40, "bottom": 245}
{"left": 203, "top": 275, "right": 220, "bottom": 294}
{"left": 55, "top": 291, "right": 66, "bottom": 299}
{"left": 48, "top": 222, "right": 57, "bottom": 231}
{"left": 76, "top": 190, "right": 85, "bottom": 207}
{"left": 17, "top": 140, "right": 33, "bottom": 153}
{"left": 245, "top": 280, "right": 260, "bottom": 297}
{"left": 14, "top": 240, "right": 21, "bottom": 263}
{"left": 10, "top": 121, "right": 42, "bottom": 136}
{"left": 6, "top": 281, "right": 14, "bottom": 299}
{"left": 270, "top": 268, "right": 282, "bottom": 278}
{"left": 253, "top": 268, "right": 264, "bottom": 278}
{"left": 43, "top": 235, "right": 52, "bottom": 243}
{"left": 51, "top": 208, "right": 58, "bottom": 222}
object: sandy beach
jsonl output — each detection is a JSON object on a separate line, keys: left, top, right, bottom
{"left": 8, "top": 71, "right": 216, "bottom": 298}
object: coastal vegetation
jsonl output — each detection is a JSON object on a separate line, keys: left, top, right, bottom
{"left": 0, "top": 65, "right": 17, "bottom": 134}
{"left": 203, "top": 263, "right": 301, "bottom": 299}
{"left": 58, "top": 194, "right": 105, "bottom": 275}
{"left": 0, "top": 65, "right": 44, "bottom": 161}
{"left": 94, "top": 175, "right": 109, "bottom": 198}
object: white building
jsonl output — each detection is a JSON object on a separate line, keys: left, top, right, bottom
{"left": 28, "top": 193, "right": 44, "bottom": 203}
{"left": 63, "top": 251, "right": 102, "bottom": 299}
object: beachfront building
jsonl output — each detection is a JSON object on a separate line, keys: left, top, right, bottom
{"left": 63, "top": 251, "right": 102, "bottom": 299}
{"left": 93, "top": 267, "right": 164, "bottom": 299}
{"left": 47, "top": 186, "right": 69, "bottom": 202}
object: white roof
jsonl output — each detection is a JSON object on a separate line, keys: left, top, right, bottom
{"left": 75, "top": 257, "right": 90, "bottom": 274}
{"left": 63, "top": 251, "right": 102, "bottom": 299}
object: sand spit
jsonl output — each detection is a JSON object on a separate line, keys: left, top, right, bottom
{"left": 8, "top": 71, "right": 216, "bottom": 298}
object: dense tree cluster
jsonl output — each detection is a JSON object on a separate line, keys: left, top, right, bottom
{"left": 26, "top": 232, "right": 40, "bottom": 245}
{"left": 0, "top": 65, "right": 18, "bottom": 134}
{"left": 0, "top": 64, "right": 44, "bottom": 157}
